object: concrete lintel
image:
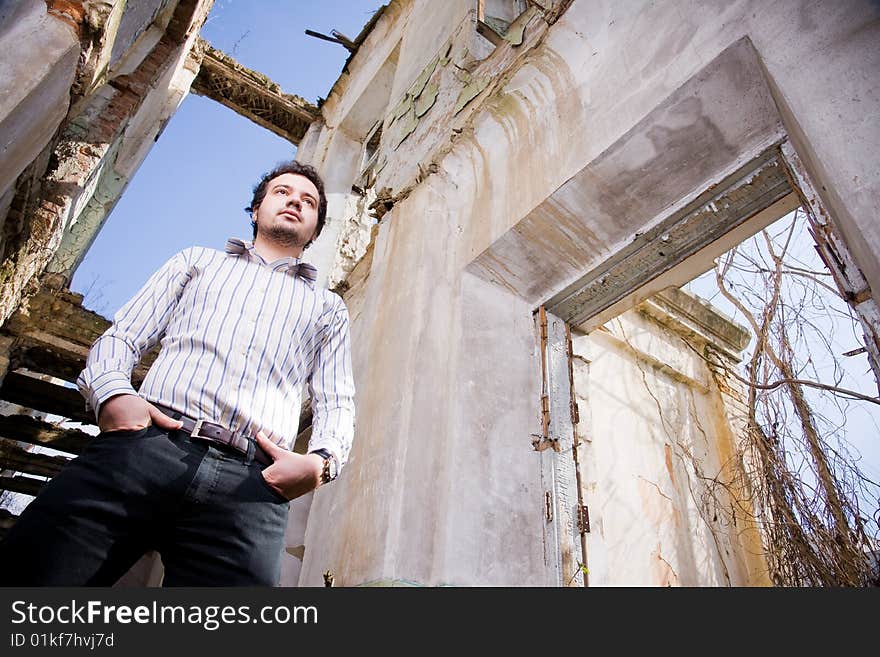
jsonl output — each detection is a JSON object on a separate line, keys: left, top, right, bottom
{"left": 548, "top": 150, "right": 792, "bottom": 327}
{"left": 639, "top": 287, "right": 751, "bottom": 360}
{"left": 190, "top": 39, "right": 319, "bottom": 145}
{"left": 466, "top": 37, "right": 786, "bottom": 307}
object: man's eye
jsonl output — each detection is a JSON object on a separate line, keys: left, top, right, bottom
{"left": 276, "top": 188, "right": 288, "bottom": 194}
{"left": 304, "top": 199, "right": 315, "bottom": 206}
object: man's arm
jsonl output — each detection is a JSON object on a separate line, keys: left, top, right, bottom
{"left": 305, "top": 297, "right": 356, "bottom": 474}
{"left": 76, "top": 250, "right": 192, "bottom": 430}
{"left": 257, "top": 295, "right": 355, "bottom": 500}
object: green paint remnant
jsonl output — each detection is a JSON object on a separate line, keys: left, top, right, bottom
{"left": 454, "top": 68, "right": 472, "bottom": 85}
{"left": 408, "top": 55, "right": 439, "bottom": 99}
{"left": 392, "top": 107, "right": 418, "bottom": 149}
{"left": 454, "top": 77, "right": 490, "bottom": 114}
{"left": 0, "top": 258, "right": 15, "bottom": 287}
{"left": 439, "top": 40, "right": 453, "bottom": 66}
{"left": 503, "top": 19, "right": 526, "bottom": 46}
{"left": 390, "top": 94, "right": 413, "bottom": 122}
{"left": 414, "top": 82, "right": 439, "bottom": 117}
{"left": 505, "top": 6, "right": 541, "bottom": 46}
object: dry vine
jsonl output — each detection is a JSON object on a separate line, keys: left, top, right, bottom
{"left": 703, "top": 207, "right": 879, "bottom": 586}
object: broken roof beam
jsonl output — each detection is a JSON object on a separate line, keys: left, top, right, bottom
{"left": 0, "top": 372, "right": 94, "bottom": 425}
{"left": 0, "top": 440, "right": 70, "bottom": 479}
{"left": 1, "top": 288, "right": 157, "bottom": 386}
{"left": 304, "top": 29, "right": 357, "bottom": 52}
{"left": 0, "top": 414, "right": 92, "bottom": 456}
{"left": 190, "top": 38, "right": 319, "bottom": 145}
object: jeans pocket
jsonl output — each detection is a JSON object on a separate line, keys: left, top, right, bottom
{"left": 257, "top": 468, "right": 291, "bottom": 504}
{"left": 98, "top": 425, "right": 152, "bottom": 437}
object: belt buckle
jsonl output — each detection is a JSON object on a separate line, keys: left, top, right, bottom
{"left": 190, "top": 419, "right": 205, "bottom": 439}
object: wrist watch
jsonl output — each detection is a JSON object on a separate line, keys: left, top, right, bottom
{"left": 310, "top": 449, "right": 338, "bottom": 484}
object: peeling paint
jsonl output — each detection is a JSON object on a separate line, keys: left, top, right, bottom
{"left": 506, "top": 6, "right": 543, "bottom": 46}
{"left": 664, "top": 443, "right": 676, "bottom": 486}
{"left": 407, "top": 55, "right": 439, "bottom": 99}
{"left": 439, "top": 40, "right": 453, "bottom": 67}
{"left": 414, "top": 82, "right": 439, "bottom": 117}
{"left": 392, "top": 107, "right": 419, "bottom": 149}
{"left": 389, "top": 94, "right": 412, "bottom": 122}
{"left": 454, "top": 77, "right": 490, "bottom": 114}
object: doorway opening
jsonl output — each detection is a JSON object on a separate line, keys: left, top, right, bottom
{"left": 544, "top": 147, "right": 879, "bottom": 586}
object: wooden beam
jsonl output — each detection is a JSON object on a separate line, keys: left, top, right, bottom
{"left": 2, "top": 288, "right": 156, "bottom": 384}
{"left": 0, "top": 439, "right": 71, "bottom": 478}
{"left": 0, "top": 371, "right": 93, "bottom": 424}
{"left": 0, "top": 414, "right": 93, "bottom": 455}
{"left": 0, "top": 475, "right": 45, "bottom": 497}
{"left": 191, "top": 39, "right": 319, "bottom": 145}
{"left": 12, "top": 343, "right": 153, "bottom": 387}
{"left": 0, "top": 509, "right": 18, "bottom": 540}
{"left": 3, "top": 289, "right": 107, "bottom": 346}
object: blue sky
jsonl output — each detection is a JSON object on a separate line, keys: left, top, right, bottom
{"left": 71, "top": 0, "right": 382, "bottom": 315}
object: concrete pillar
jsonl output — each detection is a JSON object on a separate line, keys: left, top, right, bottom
{"left": 0, "top": 0, "right": 80, "bottom": 200}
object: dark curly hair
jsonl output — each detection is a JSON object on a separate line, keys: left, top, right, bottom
{"left": 245, "top": 161, "right": 328, "bottom": 247}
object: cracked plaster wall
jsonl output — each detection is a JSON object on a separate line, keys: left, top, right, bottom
{"left": 571, "top": 309, "right": 768, "bottom": 586}
{"left": 297, "top": 0, "right": 878, "bottom": 586}
{"left": 0, "top": 0, "right": 80, "bottom": 203}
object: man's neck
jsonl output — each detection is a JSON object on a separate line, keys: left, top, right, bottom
{"left": 252, "top": 235, "right": 304, "bottom": 263}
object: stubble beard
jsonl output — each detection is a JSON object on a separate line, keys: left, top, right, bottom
{"left": 261, "top": 223, "right": 309, "bottom": 249}
{"left": 259, "top": 214, "right": 313, "bottom": 250}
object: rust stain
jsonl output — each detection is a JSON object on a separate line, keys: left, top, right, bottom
{"left": 664, "top": 443, "right": 676, "bottom": 486}
{"left": 651, "top": 543, "right": 680, "bottom": 587}
{"left": 45, "top": 0, "right": 85, "bottom": 35}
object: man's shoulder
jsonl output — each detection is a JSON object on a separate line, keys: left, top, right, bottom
{"left": 316, "top": 286, "right": 347, "bottom": 310}
{"left": 311, "top": 287, "right": 350, "bottom": 325}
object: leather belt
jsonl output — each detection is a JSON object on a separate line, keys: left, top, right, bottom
{"left": 156, "top": 405, "right": 272, "bottom": 466}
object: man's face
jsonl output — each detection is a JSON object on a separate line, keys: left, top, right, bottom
{"left": 253, "top": 173, "right": 321, "bottom": 251}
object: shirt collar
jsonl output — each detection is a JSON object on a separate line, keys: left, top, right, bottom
{"left": 225, "top": 238, "right": 318, "bottom": 287}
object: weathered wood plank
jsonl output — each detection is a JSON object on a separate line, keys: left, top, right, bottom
{"left": 0, "top": 371, "right": 93, "bottom": 424}
{"left": 0, "top": 414, "right": 92, "bottom": 455}
{"left": 0, "top": 508, "right": 18, "bottom": 540}
{"left": 11, "top": 344, "right": 87, "bottom": 385}
{"left": 0, "top": 438, "right": 71, "bottom": 477}
{"left": 12, "top": 341, "right": 154, "bottom": 386}
{"left": 0, "top": 475, "right": 44, "bottom": 497}
{"left": 2, "top": 288, "right": 156, "bottom": 384}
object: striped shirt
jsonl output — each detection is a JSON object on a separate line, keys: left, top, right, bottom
{"left": 76, "top": 238, "right": 355, "bottom": 470}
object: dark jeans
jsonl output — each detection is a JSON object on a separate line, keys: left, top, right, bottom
{"left": 0, "top": 425, "right": 289, "bottom": 586}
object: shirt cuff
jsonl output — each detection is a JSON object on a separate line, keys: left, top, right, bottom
{"left": 306, "top": 436, "right": 346, "bottom": 473}
{"left": 86, "top": 372, "right": 139, "bottom": 422}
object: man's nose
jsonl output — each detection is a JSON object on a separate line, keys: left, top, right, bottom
{"left": 287, "top": 196, "right": 301, "bottom": 208}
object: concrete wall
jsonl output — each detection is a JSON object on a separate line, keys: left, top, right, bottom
{"left": 572, "top": 309, "right": 767, "bottom": 586}
{"left": 296, "top": 0, "right": 878, "bottom": 586}
{"left": 0, "top": 0, "right": 79, "bottom": 202}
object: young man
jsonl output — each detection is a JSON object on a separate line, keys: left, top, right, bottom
{"left": 0, "top": 161, "right": 355, "bottom": 586}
